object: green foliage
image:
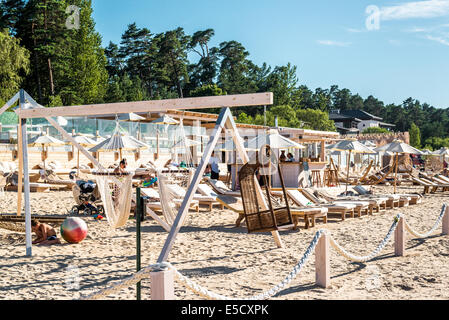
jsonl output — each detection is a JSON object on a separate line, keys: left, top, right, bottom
{"left": 0, "top": 28, "right": 30, "bottom": 105}
{"left": 409, "top": 122, "right": 421, "bottom": 148}
{"left": 424, "top": 137, "right": 449, "bottom": 150}
{"left": 189, "top": 84, "right": 225, "bottom": 97}
{"left": 362, "top": 127, "right": 390, "bottom": 134}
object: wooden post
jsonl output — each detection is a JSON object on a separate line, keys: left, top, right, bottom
{"left": 315, "top": 232, "right": 330, "bottom": 288}
{"left": 17, "top": 121, "right": 23, "bottom": 216}
{"left": 394, "top": 153, "right": 399, "bottom": 194}
{"left": 443, "top": 205, "right": 449, "bottom": 236}
{"left": 136, "top": 187, "right": 142, "bottom": 300}
{"left": 20, "top": 90, "right": 32, "bottom": 257}
{"left": 394, "top": 216, "right": 405, "bottom": 256}
{"left": 150, "top": 268, "right": 175, "bottom": 300}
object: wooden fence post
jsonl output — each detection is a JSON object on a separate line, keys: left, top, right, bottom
{"left": 150, "top": 268, "right": 175, "bottom": 300}
{"left": 443, "top": 206, "right": 449, "bottom": 236}
{"left": 395, "top": 217, "right": 405, "bottom": 257}
{"left": 315, "top": 233, "right": 330, "bottom": 288}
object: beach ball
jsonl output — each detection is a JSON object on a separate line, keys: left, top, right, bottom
{"left": 60, "top": 217, "right": 88, "bottom": 244}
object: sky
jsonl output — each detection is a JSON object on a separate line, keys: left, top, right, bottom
{"left": 91, "top": 0, "right": 449, "bottom": 109}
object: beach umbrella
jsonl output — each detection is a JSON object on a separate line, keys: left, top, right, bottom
{"left": 246, "top": 129, "right": 305, "bottom": 151}
{"left": 421, "top": 149, "right": 433, "bottom": 155}
{"left": 89, "top": 121, "right": 148, "bottom": 162}
{"left": 67, "top": 134, "right": 97, "bottom": 174}
{"left": 151, "top": 115, "right": 180, "bottom": 160}
{"left": 28, "top": 134, "right": 66, "bottom": 171}
{"left": 328, "top": 139, "right": 376, "bottom": 193}
{"left": 374, "top": 140, "right": 422, "bottom": 193}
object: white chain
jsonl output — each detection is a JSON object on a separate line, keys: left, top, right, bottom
{"left": 404, "top": 204, "right": 447, "bottom": 238}
{"left": 329, "top": 214, "right": 401, "bottom": 263}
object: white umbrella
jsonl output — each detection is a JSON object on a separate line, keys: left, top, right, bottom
{"left": 67, "top": 134, "right": 97, "bottom": 174}
{"left": 246, "top": 129, "right": 305, "bottom": 150}
{"left": 374, "top": 140, "right": 422, "bottom": 193}
{"left": 151, "top": 115, "right": 180, "bottom": 160}
{"left": 89, "top": 122, "right": 148, "bottom": 161}
{"left": 29, "top": 134, "right": 66, "bottom": 171}
{"left": 328, "top": 139, "right": 376, "bottom": 193}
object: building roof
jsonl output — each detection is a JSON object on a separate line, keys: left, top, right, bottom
{"left": 339, "top": 110, "right": 383, "bottom": 121}
{"left": 378, "top": 122, "right": 396, "bottom": 128}
{"left": 329, "top": 113, "right": 362, "bottom": 122}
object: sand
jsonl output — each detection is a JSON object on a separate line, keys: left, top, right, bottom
{"left": 1, "top": 184, "right": 448, "bottom": 300}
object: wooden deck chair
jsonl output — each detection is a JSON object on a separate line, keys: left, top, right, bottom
{"left": 353, "top": 185, "right": 420, "bottom": 207}
{"left": 304, "top": 188, "right": 371, "bottom": 217}
{"left": 238, "top": 154, "right": 294, "bottom": 233}
{"left": 293, "top": 189, "right": 356, "bottom": 221}
{"left": 314, "top": 188, "right": 386, "bottom": 215}
{"left": 165, "top": 184, "right": 217, "bottom": 211}
{"left": 352, "top": 160, "right": 374, "bottom": 185}
{"left": 207, "top": 178, "right": 241, "bottom": 196}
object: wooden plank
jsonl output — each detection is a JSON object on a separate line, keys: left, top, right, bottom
{"left": 16, "top": 92, "right": 274, "bottom": 119}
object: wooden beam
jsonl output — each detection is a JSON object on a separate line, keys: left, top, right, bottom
{"left": 0, "top": 92, "right": 19, "bottom": 117}
{"left": 20, "top": 90, "right": 32, "bottom": 257}
{"left": 17, "top": 121, "right": 23, "bottom": 216}
{"left": 16, "top": 93, "right": 273, "bottom": 119}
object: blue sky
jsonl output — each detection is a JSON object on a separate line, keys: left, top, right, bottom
{"left": 91, "top": 0, "right": 449, "bottom": 109}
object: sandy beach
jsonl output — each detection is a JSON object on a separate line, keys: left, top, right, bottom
{"left": 1, "top": 184, "right": 448, "bottom": 300}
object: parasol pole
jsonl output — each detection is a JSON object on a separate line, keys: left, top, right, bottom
{"left": 77, "top": 149, "right": 80, "bottom": 175}
{"left": 394, "top": 152, "right": 399, "bottom": 194}
{"left": 346, "top": 150, "right": 351, "bottom": 194}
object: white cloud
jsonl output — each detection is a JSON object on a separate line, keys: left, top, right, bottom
{"left": 317, "top": 40, "right": 351, "bottom": 47}
{"left": 345, "top": 27, "right": 365, "bottom": 33}
{"left": 380, "top": 0, "right": 449, "bottom": 21}
{"left": 426, "top": 34, "right": 449, "bottom": 45}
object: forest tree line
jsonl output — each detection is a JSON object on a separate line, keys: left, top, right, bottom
{"left": 0, "top": 0, "right": 447, "bottom": 150}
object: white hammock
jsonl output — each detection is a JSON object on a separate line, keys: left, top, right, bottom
{"left": 96, "top": 172, "right": 134, "bottom": 229}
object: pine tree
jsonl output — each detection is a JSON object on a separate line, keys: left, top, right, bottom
{"left": 62, "top": 0, "right": 108, "bottom": 105}
{"left": 0, "top": 29, "right": 30, "bottom": 104}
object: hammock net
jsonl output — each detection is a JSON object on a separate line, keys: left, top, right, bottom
{"left": 96, "top": 173, "right": 134, "bottom": 229}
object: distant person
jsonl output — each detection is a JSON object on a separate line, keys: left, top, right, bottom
{"left": 287, "top": 153, "right": 295, "bottom": 162}
{"left": 114, "top": 158, "right": 128, "bottom": 174}
{"left": 31, "top": 219, "right": 61, "bottom": 246}
{"left": 279, "top": 150, "right": 287, "bottom": 162}
{"left": 209, "top": 151, "right": 220, "bottom": 180}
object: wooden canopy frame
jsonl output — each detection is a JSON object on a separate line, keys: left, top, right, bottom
{"left": 1, "top": 89, "right": 280, "bottom": 258}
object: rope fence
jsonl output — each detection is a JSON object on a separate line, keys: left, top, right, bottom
{"left": 81, "top": 204, "right": 449, "bottom": 300}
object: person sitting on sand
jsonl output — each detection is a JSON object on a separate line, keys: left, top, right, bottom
{"left": 31, "top": 219, "right": 61, "bottom": 245}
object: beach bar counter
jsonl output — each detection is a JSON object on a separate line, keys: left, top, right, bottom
{"left": 229, "top": 127, "right": 340, "bottom": 190}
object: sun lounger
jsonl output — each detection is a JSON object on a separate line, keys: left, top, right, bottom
{"left": 140, "top": 187, "right": 199, "bottom": 213}
{"left": 166, "top": 184, "right": 221, "bottom": 211}
{"left": 206, "top": 178, "right": 241, "bottom": 196}
{"left": 287, "top": 189, "right": 354, "bottom": 221}
{"left": 303, "top": 188, "right": 371, "bottom": 217}
{"left": 315, "top": 188, "right": 389, "bottom": 214}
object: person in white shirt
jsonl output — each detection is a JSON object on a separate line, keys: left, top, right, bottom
{"left": 209, "top": 151, "right": 220, "bottom": 180}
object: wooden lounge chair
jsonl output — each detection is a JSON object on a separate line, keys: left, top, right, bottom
{"left": 314, "top": 188, "right": 389, "bottom": 215}
{"left": 289, "top": 189, "right": 356, "bottom": 221}
{"left": 302, "top": 188, "right": 371, "bottom": 217}
{"left": 206, "top": 178, "right": 241, "bottom": 196}
{"left": 353, "top": 185, "right": 421, "bottom": 206}
{"left": 166, "top": 184, "right": 222, "bottom": 211}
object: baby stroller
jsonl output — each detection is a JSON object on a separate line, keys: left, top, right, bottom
{"left": 71, "top": 180, "right": 104, "bottom": 216}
